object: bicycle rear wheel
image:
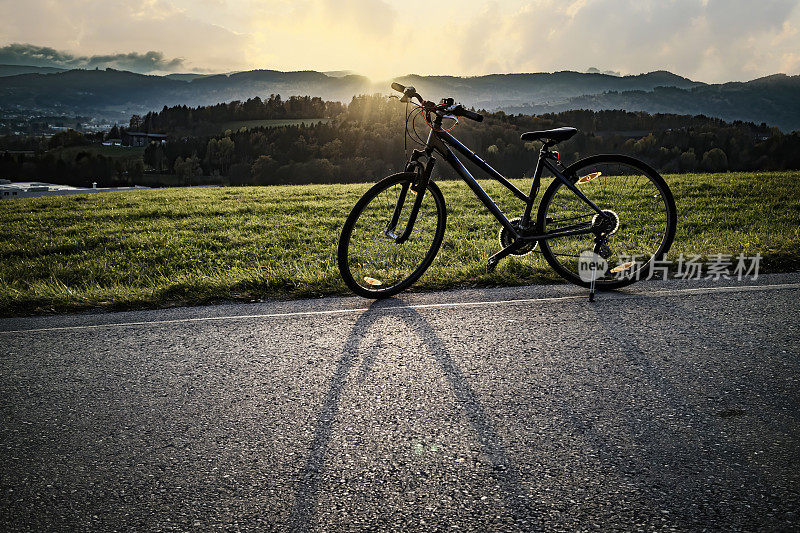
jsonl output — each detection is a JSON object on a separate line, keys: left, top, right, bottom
{"left": 537, "top": 154, "right": 677, "bottom": 289}
{"left": 338, "top": 172, "right": 446, "bottom": 298}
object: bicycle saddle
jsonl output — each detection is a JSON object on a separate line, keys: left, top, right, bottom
{"left": 520, "top": 127, "right": 578, "bottom": 143}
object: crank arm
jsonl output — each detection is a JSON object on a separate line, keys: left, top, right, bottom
{"left": 487, "top": 239, "right": 526, "bottom": 273}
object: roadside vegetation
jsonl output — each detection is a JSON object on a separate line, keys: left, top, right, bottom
{"left": 1, "top": 171, "right": 798, "bottom": 316}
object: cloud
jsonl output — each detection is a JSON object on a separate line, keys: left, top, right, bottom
{"left": 0, "top": 0, "right": 250, "bottom": 73}
{"left": 0, "top": 43, "right": 185, "bottom": 72}
{"left": 440, "top": 0, "right": 800, "bottom": 82}
{"left": 85, "top": 51, "right": 184, "bottom": 72}
{"left": 237, "top": 0, "right": 800, "bottom": 82}
{"left": 0, "top": 0, "right": 798, "bottom": 81}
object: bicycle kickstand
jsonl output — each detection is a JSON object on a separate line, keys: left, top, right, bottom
{"left": 588, "top": 238, "right": 605, "bottom": 302}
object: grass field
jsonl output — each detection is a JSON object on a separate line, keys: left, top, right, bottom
{"left": 1, "top": 171, "right": 799, "bottom": 315}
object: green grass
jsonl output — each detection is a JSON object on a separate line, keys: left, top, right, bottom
{"left": 1, "top": 171, "right": 798, "bottom": 315}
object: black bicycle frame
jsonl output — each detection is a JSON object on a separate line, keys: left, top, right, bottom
{"left": 419, "top": 127, "right": 605, "bottom": 242}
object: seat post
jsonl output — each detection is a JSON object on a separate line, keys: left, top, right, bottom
{"left": 520, "top": 148, "right": 548, "bottom": 225}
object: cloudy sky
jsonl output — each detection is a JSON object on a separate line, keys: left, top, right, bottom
{"left": 1, "top": 0, "right": 799, "bottom": 82}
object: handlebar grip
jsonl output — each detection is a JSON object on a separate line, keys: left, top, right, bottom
{"left": 454, "top": 105, "right": 483, "bottom": 122}
{"left": 462, "top": 109, "right": 483, "bottom": 122}
{"left": 391, "top": 82, "right": 406, "bottom": 93}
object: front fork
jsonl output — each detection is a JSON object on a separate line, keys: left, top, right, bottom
{"left": 386, "top": 150, "right": 436, "bottom": 244}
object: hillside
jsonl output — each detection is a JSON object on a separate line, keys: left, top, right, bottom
{"left": 0, "top": 67, "right": 701, "bottom": 111}
{"left": 163, "top": 73, "right": 216, "bottom": 82}
{"left": 393, "top": 70, "right": 703, "bottom": 108}
{"left": 0, "top": 69, "right": 186, "bottom": 111}
{"left": 506, "top": 74, "right": 800, "bottom": 132}
{"left": 0, "top": 64, "right": 66, "bottom": 77}
{"left": 0, "top": 67, "right": 798, "bottom": 130}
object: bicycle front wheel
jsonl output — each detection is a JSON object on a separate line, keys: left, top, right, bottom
{"left": 537, "top": 154, "right": 677, "bottom": 289}
{"left": 338, "top": 172, "right": 446, "bottom": 298}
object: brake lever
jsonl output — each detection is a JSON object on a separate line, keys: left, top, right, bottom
{"left": 436, "top": 104, "right": 461, "bottom": 123}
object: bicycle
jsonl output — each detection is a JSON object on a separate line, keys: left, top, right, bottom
{"left": 337, "top": 83, "right": 677, "bottom": 300}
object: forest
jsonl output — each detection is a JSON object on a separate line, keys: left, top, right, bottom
{"left": 130, "top": 94, "right": 345, "bottom": 136}
{"left": 1, "top": 94, "right": 799, "bottom": 187}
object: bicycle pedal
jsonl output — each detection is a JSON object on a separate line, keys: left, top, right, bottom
{"left": 486, "top": 258, "right": 499, "bottom": 273}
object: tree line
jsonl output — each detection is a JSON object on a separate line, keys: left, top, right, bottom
{"left": 0, "top": 129, "right": 144, "bottom": 186}
{"left": 1, "top": 94, "right": 799, "bottom": 187}
{"left": 144, "top": 95, "right": 800, "bottom": 185}
{"left": 127, "top": 94, "right": 345, "bottom": 136}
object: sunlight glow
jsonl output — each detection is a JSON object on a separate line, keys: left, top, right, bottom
{"left": 0, "top": 0, "right": 798, "bottom": 81}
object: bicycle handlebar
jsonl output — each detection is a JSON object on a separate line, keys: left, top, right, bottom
{"left": 450, "top": 105, "right": 483, "bottom": 122}
{"left": 391, "top": 83, "right": 483, "bottom": 122}
{"left": 391, "top": 82, "right": 422, "bottom": 104}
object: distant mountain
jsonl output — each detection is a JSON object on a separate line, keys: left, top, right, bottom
{"left": 392, "top": 70, "right": 704, "bottom": 109}
{"left": 0, "top": 64, "right": 66, "bottom": 77}
{"left": 504, "top": 74, "right": 800, "bottom": 132}
{"left": 323, "top": 70, "right": 357, "bottom": 78}
{"left": 0, "top": 68, "right": 376, "bottom": 125}
{"left": 0, "top": 68, "right": 705, "bottom": 112}
{"left": 186, "top": 69, "right": 372, "bottom": 103}
{"left": 0, "top": 67, "right": 798, "bottom": 131}
{"left": 0, "top": 69, "right": 186, "bottom": 116}
{"left": 164, "top": 73, "right": 216, "bottom": 82}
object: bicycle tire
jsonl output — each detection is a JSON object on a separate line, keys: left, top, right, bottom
{"left": 338, "top": 172, "right": 446, "bottom": 298}
{"left": 537, "top": 154, "right": 677, "bottom": 289}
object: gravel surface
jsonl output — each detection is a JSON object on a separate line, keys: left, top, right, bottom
{"left": 1, "top": 274, "right": 799, "bottom": 531}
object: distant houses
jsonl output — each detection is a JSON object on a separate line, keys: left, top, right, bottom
{"left": 100, "top": 132, "right": 167, "bottom": 147}
{"left": 0, "top": 179, "right": 149, "bottom": 199}
{"left": 124, "top": 132, "right": 167, "bottom": 147}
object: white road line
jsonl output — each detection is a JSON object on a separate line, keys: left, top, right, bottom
{"left": 2, "top": 282, "right": 799, "bottom": 335}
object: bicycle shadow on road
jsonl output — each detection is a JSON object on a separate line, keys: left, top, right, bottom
{"left": 288, "top": 298, "right": 540, "bottom": 531}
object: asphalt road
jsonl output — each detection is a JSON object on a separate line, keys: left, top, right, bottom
{"left": 1, "top": 274, "right": 799, "bottom": 531}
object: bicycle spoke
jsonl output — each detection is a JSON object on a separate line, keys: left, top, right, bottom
{"left": 541, "top": 157, "right": 674, "bottom": 287}
{"left": 341, "top": 176, "right": 444, "bottom": 295}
